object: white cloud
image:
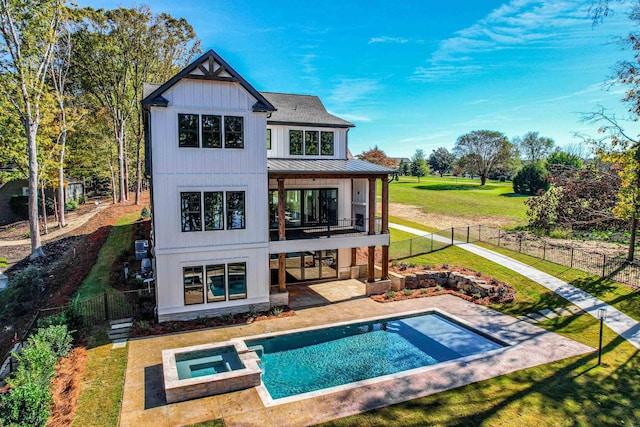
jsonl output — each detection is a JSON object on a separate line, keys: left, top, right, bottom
{"left": 329, "top": 78, "right": 381, "bottom": 105}
{"left": 368, "top": 36, "right": 409, "bottom": 45}
{"left": 333, "top": 113, "right": 373, "bottom": 122}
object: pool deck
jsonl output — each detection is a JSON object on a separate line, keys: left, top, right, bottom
{"left": 119, "top": 291, "right": 593, "bottom": 427}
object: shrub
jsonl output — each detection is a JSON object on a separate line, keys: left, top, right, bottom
{"left": 0, "top": 379, "right": 52, "bottom": 427}
{"left": 421, "top": 288, "right": 429, "bottom": 294}
{"left": 78, "top": 195, "right": 87, "bottom": 204}
{"left": 8, "top": 195, "right": 28, "bottom": 219}
{"left": 384, "top": 290, "right": 396, "bottom": 299}
{"left": 66, "top": 199, "right": 78, "bottom": 211}
{"left": 473, "top": 292, "right": 482, "bottom": 299}
{"left": 0, "top": 257, "right": 6, "bottom": 269}
{"left": 270, "top": 305, "right": 283, "bottom": 316}
{"left": 403, "top": 288, "right": 412, "bottom": 296}
{"left": 435, "top": 285, "right": 443, "bottom": 291}
{"left": 141, "top": 206, "right": 151, "bottom": 218}
{"left": 0, "top": 266, "right": 43, "bottom": 320}
{"left": 513, "top": 163, "right": 549, "bottom": 196}
{"left": 137, "top": 320, "right": 151, "bottom": 332}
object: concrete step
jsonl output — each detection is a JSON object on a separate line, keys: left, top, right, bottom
{"left": 108, "top": 331, "right": 131, "bottom": 340}
{"left": 539, "top": 308, "right": 559, "bottom": 319}
{"left": 109, "top": 318, "right": 133, "bottom": 326}
{"left": 110, "top": 322, "right": 133, "bottom": 330}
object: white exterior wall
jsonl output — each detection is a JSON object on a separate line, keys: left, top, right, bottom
{"left": 150, "top": 79, "right": 270, "bottom": 321}
{"left": 266, "top": 124, "right": 347, "bottom": 159}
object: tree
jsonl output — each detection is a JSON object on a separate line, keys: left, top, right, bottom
{"left": 399, "top": 160, "right": 410, "bottom": 176}
{"left": 546, "top": 148, "right": 583, "bottom": 169}
{"left": 428, "top": 147, "right": 455, "bottom": 177}
{"left": 512, "top": 163, "right": 549, "bottom": 195}
{"left": 453, "top": 130, "right": 511, "bottom": 185}
{"left": 357, "top": 145, "right": 394, "bottom": 167}
{"left": 71, "top": 6, "right": 200, "bottom": 204}
{"left": 513, "top": 131, "right": 554, "bottom": 164}
{"left": 410, "top": 149, "right": 429, "bottom": 182}
{"left": 0, "top": 0, "right": 65, "bottom": 258}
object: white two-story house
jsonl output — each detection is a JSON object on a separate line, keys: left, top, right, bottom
{"left": 142, "top": 49, "right": 393, "bottom": 322}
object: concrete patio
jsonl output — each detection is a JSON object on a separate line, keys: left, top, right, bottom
{"left": 119, "top": 283, "right": 593, "bottom": 427}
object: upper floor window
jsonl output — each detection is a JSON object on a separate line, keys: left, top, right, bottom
{"left": 321, "top": 131, "right": 334, "bottom": 156}
{"left": 289, "top": 130, "right": 303, "bottom": 155}
{"left": 180, "top": 190, "right": 245, "bottom": 232}
{"left": 225, "top": 116, "right": 244, "bottom": 148}
{"left": 178, "top": 114, "right": 199, "bottom": 147}
{"left": 267, "top": 129, "right": 271, "bottom": 150}
{"left": 202, "top": 115, "right": 222, "bottom": 148}
{"left": 180, "top": 192, "right": 202, "bottom": 232}
{"left": 289, "top": 129, "right": 334, "bottom": 156}
{"left": 178, "top": 113, "right": 243, "bottom": 149}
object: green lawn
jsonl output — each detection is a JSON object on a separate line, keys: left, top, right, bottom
{"left": 385, "top": 175, "right": 530, "bottom": 227}
{"left": 76, "top": 211, "right": 140, "bottom": 298}
{"left": 321, "top": 244, "right": 640, "bottom": 426}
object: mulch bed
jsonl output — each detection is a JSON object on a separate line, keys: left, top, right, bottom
{"left": 129, "top": 306, "right": 296, "bottom": 338}
{"left": 46, "top": 348, "right": 87, "bottom": 427}
{"left": 372, "top": 263, "right": 516, "bottom": 305}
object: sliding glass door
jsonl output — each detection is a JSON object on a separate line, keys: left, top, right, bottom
{"left": 269, "top": 188, "right": 337, "bottom": 229}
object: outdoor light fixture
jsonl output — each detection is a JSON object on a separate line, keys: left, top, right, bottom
{"left": 597, "top": 308, "right": 607, "bottom": 365}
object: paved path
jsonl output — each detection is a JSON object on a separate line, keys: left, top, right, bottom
{"left": 390, "top": 223, "right": 640, "bottom": 350}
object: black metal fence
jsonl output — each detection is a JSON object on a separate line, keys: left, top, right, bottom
{"left": 390, "top": 224, "right": 640, "bottom": 289}
{"left": 1, "top": 287, "right": 154, "bottom": 380}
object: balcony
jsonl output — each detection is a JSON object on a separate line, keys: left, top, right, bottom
{"left": 269, "top": 217, "right": 382, "bottom": 241}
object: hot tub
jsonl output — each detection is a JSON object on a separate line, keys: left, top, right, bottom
{"left": 162, "top": 339, "right": 261, "bottom": 403}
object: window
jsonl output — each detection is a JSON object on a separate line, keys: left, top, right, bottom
{"left": 206, "top": 264, "right": 225, "bottom": 302}
{"left": 183, "top": 266, "right": 204, "bottom": 305}
{"left": 228, "top": 262, "right": 247, "bottom": 299}
{"left": 202, "top": 115, "right": 221, "bottom": 148}
{"left": 227, "top": 191, "right": 245, "bottom": 229}
{"left": 321, "top": 131, "right": 334, "bottom": 156}
{"left": 180, "top": 192, "right": 202, "bottom": 232}
{"left": 181, "top": 190, "right": 245, "bottom": 232}
{"left": 224, "top": 116, "right": 244, "bottom": 148}
{"left": 289, "top": 130, "right": 303, "bottom": 155}
{"left": 203, "top": 191, "right": 223, "bottom": 230}
{"left": 305, "top": 131, "right": 319, "bottom": 155}
{"left": 269, "top": 188, "right": 337, "bottom": 228}
{"left": 178, "top": 114, "right": 199, "bottom": 147}
{"left": 267, "top": 129, "right": 271, "bottom": 150}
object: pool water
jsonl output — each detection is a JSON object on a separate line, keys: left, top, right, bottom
{"left": 246, "top": 313, "right": 503, "bottom": 399}
{"left": 175, "top": 346, "right": 243, "bottom": 380}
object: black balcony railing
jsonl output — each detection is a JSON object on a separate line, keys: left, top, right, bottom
{"left": 269, "top": 217, "right": 383, "bottom": 241}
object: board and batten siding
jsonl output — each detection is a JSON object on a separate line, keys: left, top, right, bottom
{"left": 150, "top": 78, "right": 270, "bottom": 319}
{"left": 266, "top": 124, "right": 347, "bottom": 159}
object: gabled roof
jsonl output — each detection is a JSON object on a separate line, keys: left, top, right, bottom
{"left": 267, "top": 159, "right": 394, "bottom": 176}
{"left": 141, "top": 49, "right": 276, "bottom": 112}
{"left": 261, "top": 92, "right": 354, "bottom": 128}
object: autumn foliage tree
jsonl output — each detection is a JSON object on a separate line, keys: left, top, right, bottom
{"left": 356, "top": 145, "right": 395, "bottom": 167}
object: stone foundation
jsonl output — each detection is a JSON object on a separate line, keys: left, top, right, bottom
{"left": 365, "top": 279, "right": 391, "bottom": 295}
{"left": 158, "top": 302, "right": 271, "bottom": 323}
{"left": 269, "top": 291, "right": 289, "bottom": 307}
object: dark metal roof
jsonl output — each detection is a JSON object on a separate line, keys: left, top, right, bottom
{"left": 267, "top": 159, "right": 394, "bottom": 175}
{"left": 261, "top": 92, "right": 354, "bottom": 128}
{"left": 141, "top": 49, "right": 276, "bottom": 112}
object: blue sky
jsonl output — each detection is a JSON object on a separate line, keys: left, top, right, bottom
{"left": 82, "top": 0, "right": 636, "bottom": 158}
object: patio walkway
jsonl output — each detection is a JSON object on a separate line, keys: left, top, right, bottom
{"left": 389, "top": 222, "right": 640, "bottom": 350}
{"left": 119, "top": 294, "right": 592, "bottom": 427}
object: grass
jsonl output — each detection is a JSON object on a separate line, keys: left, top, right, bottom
{"left": 0, "top": 257, "right": 7, "bottom": 269}
{"left": 321, "top": 244, "right": 640, "bottom": 426}
{"left": 76, "top": 211, "right": 140, "bottom": 298}
{"left": 72, "top": 339, "right": 128, "bottom": 427}
{"left": 386, "top": 176, "right": 529, "bottom": 227}
{"left": 474, "top": 242, "right": 640, "bottom": 321}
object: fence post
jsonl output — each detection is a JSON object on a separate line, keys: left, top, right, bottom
{"left": 466, "top": 226, "right": 470, "bottom": 243}
{"left": 602, "top": 254, "right": 607, "bottom": 277}
{"left": 498, "top": 229, "right": 501, "bottom": 247}
{"left": 410, "top": 238, "right": 413, "bottom": 256}
{"left": 451, "top": 227, "right": 454, "bottom": 245}
{"left": 478, "top": 225, "right": 481, "bottom": 242}
{"left": 543, "top": 241, "right": 546, "bottom": 260}
{"left": 430, "top": 234, "right": 433, "bottom": 253}
{"left": 519, "top": 235, "right": 522, "bottom": 253}
{"left": 103, "top": 292, "right": 109, "bottom": 321}
{"left": 570, "top": 248, "right": 574, "bottom": 269}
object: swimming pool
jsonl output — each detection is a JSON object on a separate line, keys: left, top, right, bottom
{"left": 246, "top": 311, "right": 505, "bottom": 400}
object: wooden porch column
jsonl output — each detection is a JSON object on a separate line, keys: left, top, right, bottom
{"left": 367, "top": 246, "right": 375, "bottom": 282}
{"left": 278, "top": 253, "right": 286, "bottom": 292}
{"left": 381, "top": 246, "right": 389, "bottom": 280}
{"left": 278, "top": 178, "right": 285, "bottom": 241}
{"left": 381, "top": 176, "right": 389, "bottom": 234}
{"left": 351, "top": 247, "right": 357, "bottom": 267}
{"left": 368, "top": 177, "right": 376, "bottom": 235}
